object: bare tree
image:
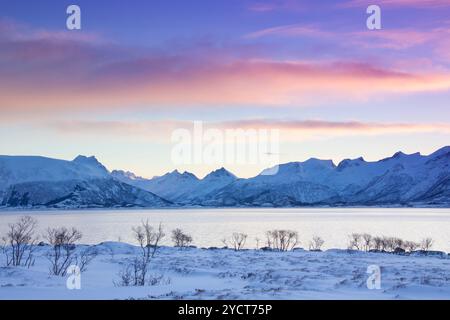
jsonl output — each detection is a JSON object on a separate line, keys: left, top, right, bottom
{"left": 171, "top": 228, "right": 193, "bottom": 249}
{"left": 266, "top": 230, "right": 298, "bottom": 251}
{"left": 420, "top": 237, "right": 433, "bottom": 251}
{"left": 404, "top": 241, "right": 419, "bottom": 252}
{"left": 231, "top": 233, "right": 247, "bottom": 251}
{"left": 393, "top": 237, "right": 404, "bottom": 251}
{"left": 1, "top": 216, "right": 38, "bottom": 268}
{"left": 371, "top": 236, "right": 383, "bottom": 251}
{"left": 255, "top": 237, "right": 261, "bottom": 250}
{"left": 362, "top": 233, "right": 373, "bottom": 251}
{"left": 348, "top": 233, "right": 363, "bottom": 251}
{"left": 309, "top": 236, "right": 325, "bottom": 251}
{"left": 76, "top": 247, "right": 98, "bottom": 273}
{"left": 117, "top": 220, "right": 165, "bottom": 286}
{"left": 221, "top": 237, "right": 228, "bottom": 248}
{"left": 46, "top": 227, "right": 82, "bottom": 276}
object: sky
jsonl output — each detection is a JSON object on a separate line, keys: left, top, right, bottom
{"left": 1, "top": 0, "right": 450, "bottom": 178}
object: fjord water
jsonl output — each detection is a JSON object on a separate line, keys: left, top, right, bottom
{"left": 0, "top": 208, "right": 449, "bottom": 252}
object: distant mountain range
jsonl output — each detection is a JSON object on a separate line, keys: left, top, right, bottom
{"left": 1, "top": 146, "right": 449, "bottom": 209}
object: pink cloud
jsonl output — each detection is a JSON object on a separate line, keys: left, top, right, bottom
{"left": 2, "top": 20, "right": 450, "bottom": 115}
{"left": 246, "top": 23, "right": 441, "bottom": 50}
{"left": 44, "top": 119, "right": 450, "bottom": 142}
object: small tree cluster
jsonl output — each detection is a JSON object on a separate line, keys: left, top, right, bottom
{"left": 231, "top": 233, "right": 247, "bottom": 251}
{"left": 266, "top": 230, "right": 298, "bottom": 251}
{"left": 1, "top": 216, "right": 38, "bottom": 268}
{"left": 348, "top": 233, "right": 433, "bottom": 253}
{"left": 309, "top": 236, "right": 325, "bottom": 251}
{"left": 222, "top": 233, "right": 248, "bottom": 251}
{"left": 171, "top": 228, "right": 193, "bottom": 249}
{"left": 116, "top": 220, "right": 165, "bottom": 286}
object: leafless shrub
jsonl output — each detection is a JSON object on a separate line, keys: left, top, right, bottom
{"left": 393, "top": 237, "right": 404, "bottom": 250}
{"left": 371, "top": 236, "right": 383, "bottom": 251}
{"left": 362, "top": 233, "right": 373, "bottom": 251}
{"left": 420, "top": 237, "right": 433, "bottom": 251}
{"left": 367, "top": 234, "right": 423, "bottom": 253}
{"left": 76, "top": 247, "right": 98, "bottom": 273}
{"left": 404, "top": 241, "right": 419, "bottom": 252}
{"left": 255, "top": 237, "right": 261, "bottom": 250}
{"left": 348, "top": 233, "right": 363, "bottom": 250}
{"left": 266, "top": 230, "right": 298, "bottom": 251}
{"left": 171, "top": 228, "right": 193, "bottom": 249}
{"left": 231, "top": 233, "right": 247, "bottom": 251}
{"left": 46, "top": 227, "right": 83, "bottom": 276}
{"left": 309, "top": 236, "right": 325, "bottom": 251}
{"left": 221, "top": 237, "right": 228, "bottom": 248}
{"left": 116, "top": 220, "right": 165, "bottom": 286}
{"left": 1, "top": 216, "right": 38, "bottom": 268}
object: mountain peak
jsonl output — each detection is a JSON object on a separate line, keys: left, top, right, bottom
{"left": 304, "top": 158, "right": 336, "bottom": 168}
{"left": 72, "top": 155, "right": 108, "bottom": 174}
{"left": 204, "top": 167, "right": 237, "bottom": 180}
{"left": 73, "top": 155, "right": 100, "bottom": 165}
{"left": 337, "top": 157, "right": 366, "bottom": 170}
{"left": 164, "top": 169, "right": 198, "bottom": 180}
{"left": 393, "top": 151, "right": 406, "bottom": 158}
{"left": 111, "top": 170, "right": 142, "bottom": 181}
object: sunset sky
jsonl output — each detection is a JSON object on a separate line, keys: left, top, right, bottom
{"left": 1, "top": 0, "right": 450, "bottom": 178}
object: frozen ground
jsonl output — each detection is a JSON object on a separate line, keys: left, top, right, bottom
{"left": 0, "top": 242, "right": 449, "bottom": 300}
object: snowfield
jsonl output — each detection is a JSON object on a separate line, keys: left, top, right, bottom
{"left": 0, "top": 242, "right": 448, "bottom": 300}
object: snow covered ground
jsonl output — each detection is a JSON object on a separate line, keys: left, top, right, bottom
{"left": 0, "top": 242, "right": 449, "bottom": 300}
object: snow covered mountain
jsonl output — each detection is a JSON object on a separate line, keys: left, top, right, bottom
{"left": 0, "top": 155, "right": 171, "bottom": 209}
{"left": 1, "top": 146, "right": 449, "bottom": 209}
{"left": 112, "top": 167, "right": 237, "bottom": 203}
{"left": 196, "top": 147, "right": 450, "bottom": 207}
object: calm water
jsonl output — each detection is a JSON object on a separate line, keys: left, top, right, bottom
{"left": 0, "top": 208, "right": 449, "bottom": 252}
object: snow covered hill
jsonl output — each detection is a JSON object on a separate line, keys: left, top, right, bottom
{"left": 0, "top": 156, "right": 171, "bottom": 209}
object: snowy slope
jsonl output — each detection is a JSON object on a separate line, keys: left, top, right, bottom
{"left": 0, "top": 243, "right": 448, "bottom": 300}
{"left": 0, "top": 155, "right": 109, "bottom": 190}
{"left": 0, "top": 156, "right": 171, "bottom": 208}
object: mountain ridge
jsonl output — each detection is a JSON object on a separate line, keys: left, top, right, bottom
{"left": 1, "top": 146, "right": 449, "bottom": 209}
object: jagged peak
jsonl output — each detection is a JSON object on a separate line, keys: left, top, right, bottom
{"left": 393, "top": 151, "right": 406, "bottom": 158}
{"left": 73, "top": 155, "right": 100, "bottom": 164}
{"left": 72, "top": 155, "right": 108, "bottom": 172}
{"left": 380, "top": 150, "right": 423, "bottom": 162}
{"left": 111, "top": 170, "right": 142, "bottom": 180}
{"left": 337, "top": 157, "right": 366, "bottom": 170}
{"left": 204, "top": 167, "right": 237, "bottom": 180}
{"left": 163, "top": 169, "right": 198, "bottom": 180}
